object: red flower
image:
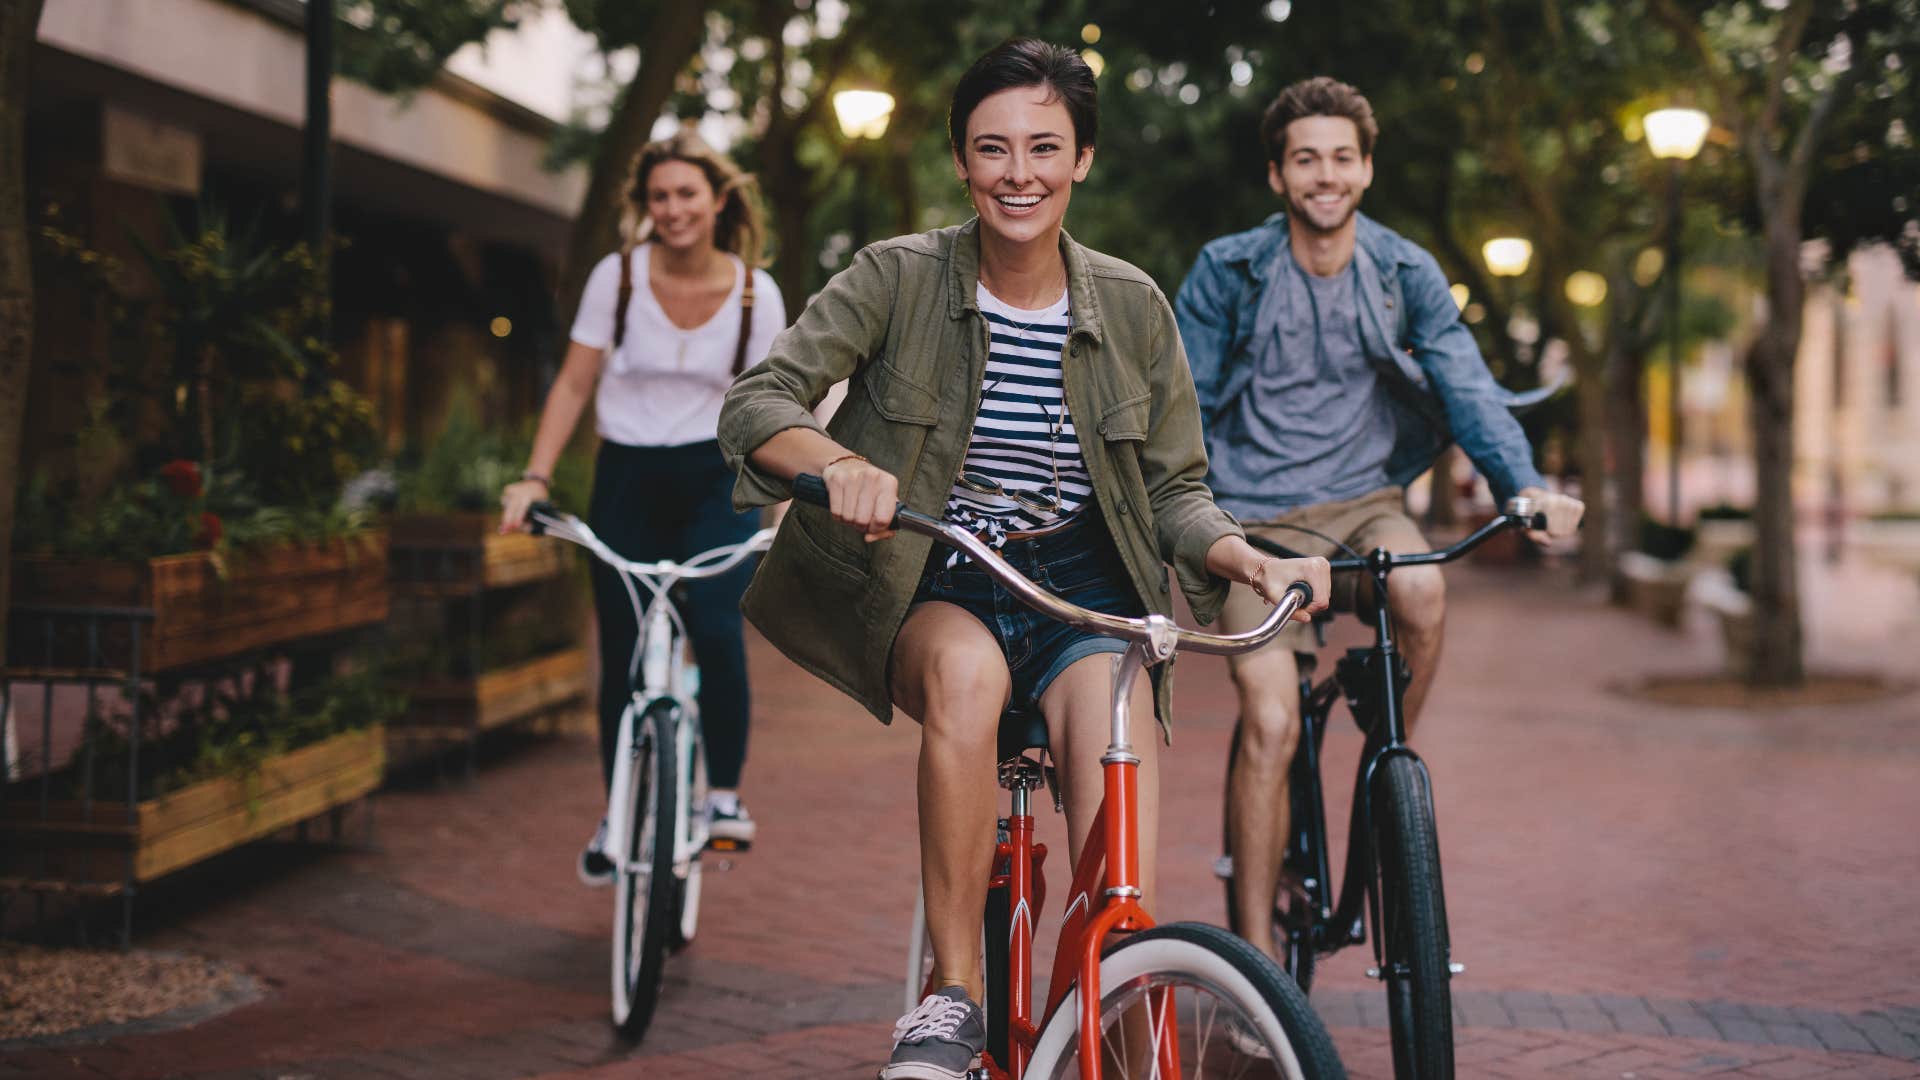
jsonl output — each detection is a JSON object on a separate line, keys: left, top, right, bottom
{"left": 160, "top": 459, "right": 203, "bottom": 499}
{"left": 196, "top": 512, "right": 223, "bottom": 548}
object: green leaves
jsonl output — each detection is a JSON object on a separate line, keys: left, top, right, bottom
{"left": 337, "top": 0, "right": 526, "bottom": 94}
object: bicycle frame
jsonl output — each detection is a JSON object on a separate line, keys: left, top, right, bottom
{"left": 800, "top": 479, "right": 1313, "bottom": 1080}
{"left": 527, "top": 506, "right": 773, "bottom": 889}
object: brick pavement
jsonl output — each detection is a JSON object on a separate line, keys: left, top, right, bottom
{"left": 2, "top": 557, "right": 1916, "bottom": 1079}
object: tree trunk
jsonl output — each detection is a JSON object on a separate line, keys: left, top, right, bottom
{"left": 1570, "top": 339, "right": 1614, "bottom": 582}
{"left": 1745, "top": 216, "right": 1806, "bottom": 686}
{"left": 0, "top": 0, "right": 49, "bottom": 682}
{"left": 1606, "top": 339, "right": 1648, "bottom": 601}
{"left": 553, "top": 1, "right": 708, "bottom": 322}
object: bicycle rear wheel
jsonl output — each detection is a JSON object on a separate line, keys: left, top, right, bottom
{"left": 1373, "top": 753, "right": 1453, "bottom": 1079}
{"left": 612, "top": 700, "right": 676, "bottom": 1040}
{"left": 1025, "top": 922, "right": 1346, "bottom": 1080}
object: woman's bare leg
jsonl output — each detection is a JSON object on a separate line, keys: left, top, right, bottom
{"left": 890, "top": 601, "right": 1011, "bottom": 1003}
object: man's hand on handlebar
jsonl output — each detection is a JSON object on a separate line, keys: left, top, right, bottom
{"left": 820, "top": 455, "right": 900, "bottom": 542}
{"left": 1516, "top": 486, "right": 1585, "bottom": 549}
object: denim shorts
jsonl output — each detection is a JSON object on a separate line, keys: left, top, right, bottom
{"left": 909, "top": 516, "right": 1147, "bottom": 713}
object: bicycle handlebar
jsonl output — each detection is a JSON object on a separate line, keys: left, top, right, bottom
{"left": 525, "top": 501, "right": 772, "bottom": 580}
{"left": 790, "top": 474, "right": 1311, "bottom": 660}
{"left": 1245, "top": 496, "right": 1550, "bottom": 571}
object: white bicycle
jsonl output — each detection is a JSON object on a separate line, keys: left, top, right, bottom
{"left": 527, "top": 502, "right": 772, "bottom": 1040}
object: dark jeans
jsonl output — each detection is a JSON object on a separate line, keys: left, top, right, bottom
{"left": 588, "top": 439, "right": 758, "bottom": 790}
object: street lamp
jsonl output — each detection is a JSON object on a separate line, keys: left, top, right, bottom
{"left": 1644, "top": 106, "right": 1709, "bottom": 525}
{"left": 834, "top": 89, "right": 895, "bottom": 252}
{"left": 1482, "top": 237, "right": 1533, "bottom": 278}
{"left": 1482, "top": 236, "right": 1534, "bottom": 365}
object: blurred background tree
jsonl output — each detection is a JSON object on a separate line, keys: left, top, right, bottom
{"left": 98, "top": 0, "right": 1910, "bottom": 690}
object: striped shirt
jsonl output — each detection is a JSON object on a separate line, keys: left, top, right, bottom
{"left": 943, "top": 285, "right": 1091, "bottom": 550}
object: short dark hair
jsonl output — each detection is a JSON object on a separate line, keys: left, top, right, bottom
{"left": 1262, "top": 77, "right": 1378, "bottom": 162}
{"left": 948, "top": 38, "right": 1098, "bottom": 156}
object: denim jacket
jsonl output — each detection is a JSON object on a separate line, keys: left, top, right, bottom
{"left": 1175, "top": 211, "right": 1550, "bottom": 505}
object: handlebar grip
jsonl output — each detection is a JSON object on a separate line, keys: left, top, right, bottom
{"left": 792, "top": 473, "right": 830, "bottom": 508}
{"left": 526, "top": 500, "right": 559, "bottom": 536}
{"left": 1283, "top": 579, "right": 1313, "bottom": 607}
{"left": 1529, "top": 512, "right": 1549, "bottom": 532}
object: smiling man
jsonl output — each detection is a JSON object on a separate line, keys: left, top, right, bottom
{"left": 1175, "top": 76, "right": 1583, "bottom": 965}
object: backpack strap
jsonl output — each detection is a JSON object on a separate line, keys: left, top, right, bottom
{"left": 613, "top": 248, "right": 634, "bottom": 351}
{"left": 731, "top": 265, "right": 757, "bottom": 376}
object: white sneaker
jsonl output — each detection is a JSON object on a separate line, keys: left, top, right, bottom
{"left": 706, "top": 792, "right": 756, "bottom": 849}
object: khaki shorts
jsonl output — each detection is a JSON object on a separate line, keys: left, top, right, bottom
{"left": 1219, "top": 487, "right": 1429, "bottom": 650}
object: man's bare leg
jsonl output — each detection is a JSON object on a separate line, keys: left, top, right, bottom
{"left": 1382, "top": 565, "right": 1446, "bottom": 734}
{"left": 1223, "top": 644, "right": 1302, "bottom": 962}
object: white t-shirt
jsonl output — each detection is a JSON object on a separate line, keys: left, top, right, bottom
{"left": 569, "top": 244, "right": 787, "bottom": 447}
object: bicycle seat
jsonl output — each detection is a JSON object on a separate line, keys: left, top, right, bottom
{"left": 996, "top": 705, "right": 1049, "bottom": 763}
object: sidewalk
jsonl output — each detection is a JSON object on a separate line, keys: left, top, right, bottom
{"left": 3, "top": 557, "right": 1916, "bottom": 1079}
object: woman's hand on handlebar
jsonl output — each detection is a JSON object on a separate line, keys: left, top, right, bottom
{"left": 821, "top": 455, "right": 900, "bottom": 542}
{"left": 1255, "top": 556, "right": 1332, "bottom": 623}
{"left": 499, "top": 479, "right": 549, "bottom": 534}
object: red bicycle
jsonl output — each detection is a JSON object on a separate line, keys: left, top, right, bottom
{"left": 794, "top": 475, "right": 1346, "bottom": 1080}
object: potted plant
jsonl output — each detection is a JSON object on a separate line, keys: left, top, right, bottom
{"left": 10, "top": 207, "right": 388, "bottom": 674}
{"left": 0, "top": 664, "right": 400, "bottom": 887}
{"left": 382, "top": 393, "right": 591, "bottom": 748}
{"left": 1693, "top": 547, "right": 1756, "bottom": 679}
{"left": 1616, "top": 516, "right": 1696, "bottom": 628}
{"left": 385, "top": 391, "right": 587, "bottom": 594}
{"left": 1692, "top": 503, "right": 1755, "bottom": 568}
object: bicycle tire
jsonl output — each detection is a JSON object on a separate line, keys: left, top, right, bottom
{"left": 611, "top": 700, "right": 676, "bottom": 1041}
{"left": 1374, "top": 753, "right": 1453, "bottom": 1079}
{"left": 982, "top": 880, "right": 1011, "bottom": 1068}
{"left": 1025, "top": 922, "right": 1346, "bottom": 1080}
{"left": 672, "top": 716, "right": 708, "bottom": 950}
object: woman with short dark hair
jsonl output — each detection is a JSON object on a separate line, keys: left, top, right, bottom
{"left": 720, "top": 39, "right": 1328, "bottom": 1077}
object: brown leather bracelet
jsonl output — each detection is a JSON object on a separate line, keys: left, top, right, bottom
{"left": 520, "top": 471, "right": 551, "bottom": 488}
{"left": 1246, "top": 555, "right": 1277, "bottom": 601}
{"left": 820, "top": 452, "right": 868, "bottom": 478}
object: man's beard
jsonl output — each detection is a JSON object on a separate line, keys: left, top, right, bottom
{"left": 1287, "top": 188, "right": 1357, "bottom": 235}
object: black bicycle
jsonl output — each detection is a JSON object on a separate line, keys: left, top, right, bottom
{"left": 1219, "top": 496, "right": 1546, "bottom": 1080}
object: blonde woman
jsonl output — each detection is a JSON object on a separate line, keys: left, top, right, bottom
{"left": 502, "top": 133, "right": 786, "bottom": 877}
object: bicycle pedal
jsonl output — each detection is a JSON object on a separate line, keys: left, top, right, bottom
{"left": 706, "top": 838, "right": 752, "bottom": 853}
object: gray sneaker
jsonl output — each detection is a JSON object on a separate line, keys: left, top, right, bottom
{"left": 879, "top": 986, "right": 985, "bottom": 1079}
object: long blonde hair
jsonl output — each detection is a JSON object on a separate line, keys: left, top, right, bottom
{"left": 619, "top": 131, "right": 766, "bottom": 268}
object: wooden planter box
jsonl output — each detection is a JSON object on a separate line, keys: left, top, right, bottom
{"left": 1692, "top": 519, "right": 1755, "bottom": 568}
{"left": 1616, "top": 551, "right": 1692, "bottom": 629}
{"left": 395, "top": 645, "right": 590, "bottom": 737}
{"left": 0, "top": 726, "right": 384, "bottom": 888}
{"left": 8, "top": 532, "right": 390, "bottom": 673}
{"left": 1694, "top": 573, "right": 1755, "bottom": 680}
{"left": 388, "top": 513, "right": 571, "bottom": 595}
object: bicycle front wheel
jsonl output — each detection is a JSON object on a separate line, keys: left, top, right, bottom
{"left": 1373, "top": 753, "right": 1453, "bottom": 1079}
{"left": 672, "top": 716, "right": 707, "bottom": 950}
{"left": 1025, "top": 922, "right": 1346, "bottom": 1080}
{"left": 612, "top": 700, "right": 677, "bottom": 1040}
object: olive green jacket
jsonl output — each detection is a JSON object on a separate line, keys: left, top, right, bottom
{"left": 717, "top": 220, "right": 1243, "bottom": 731}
